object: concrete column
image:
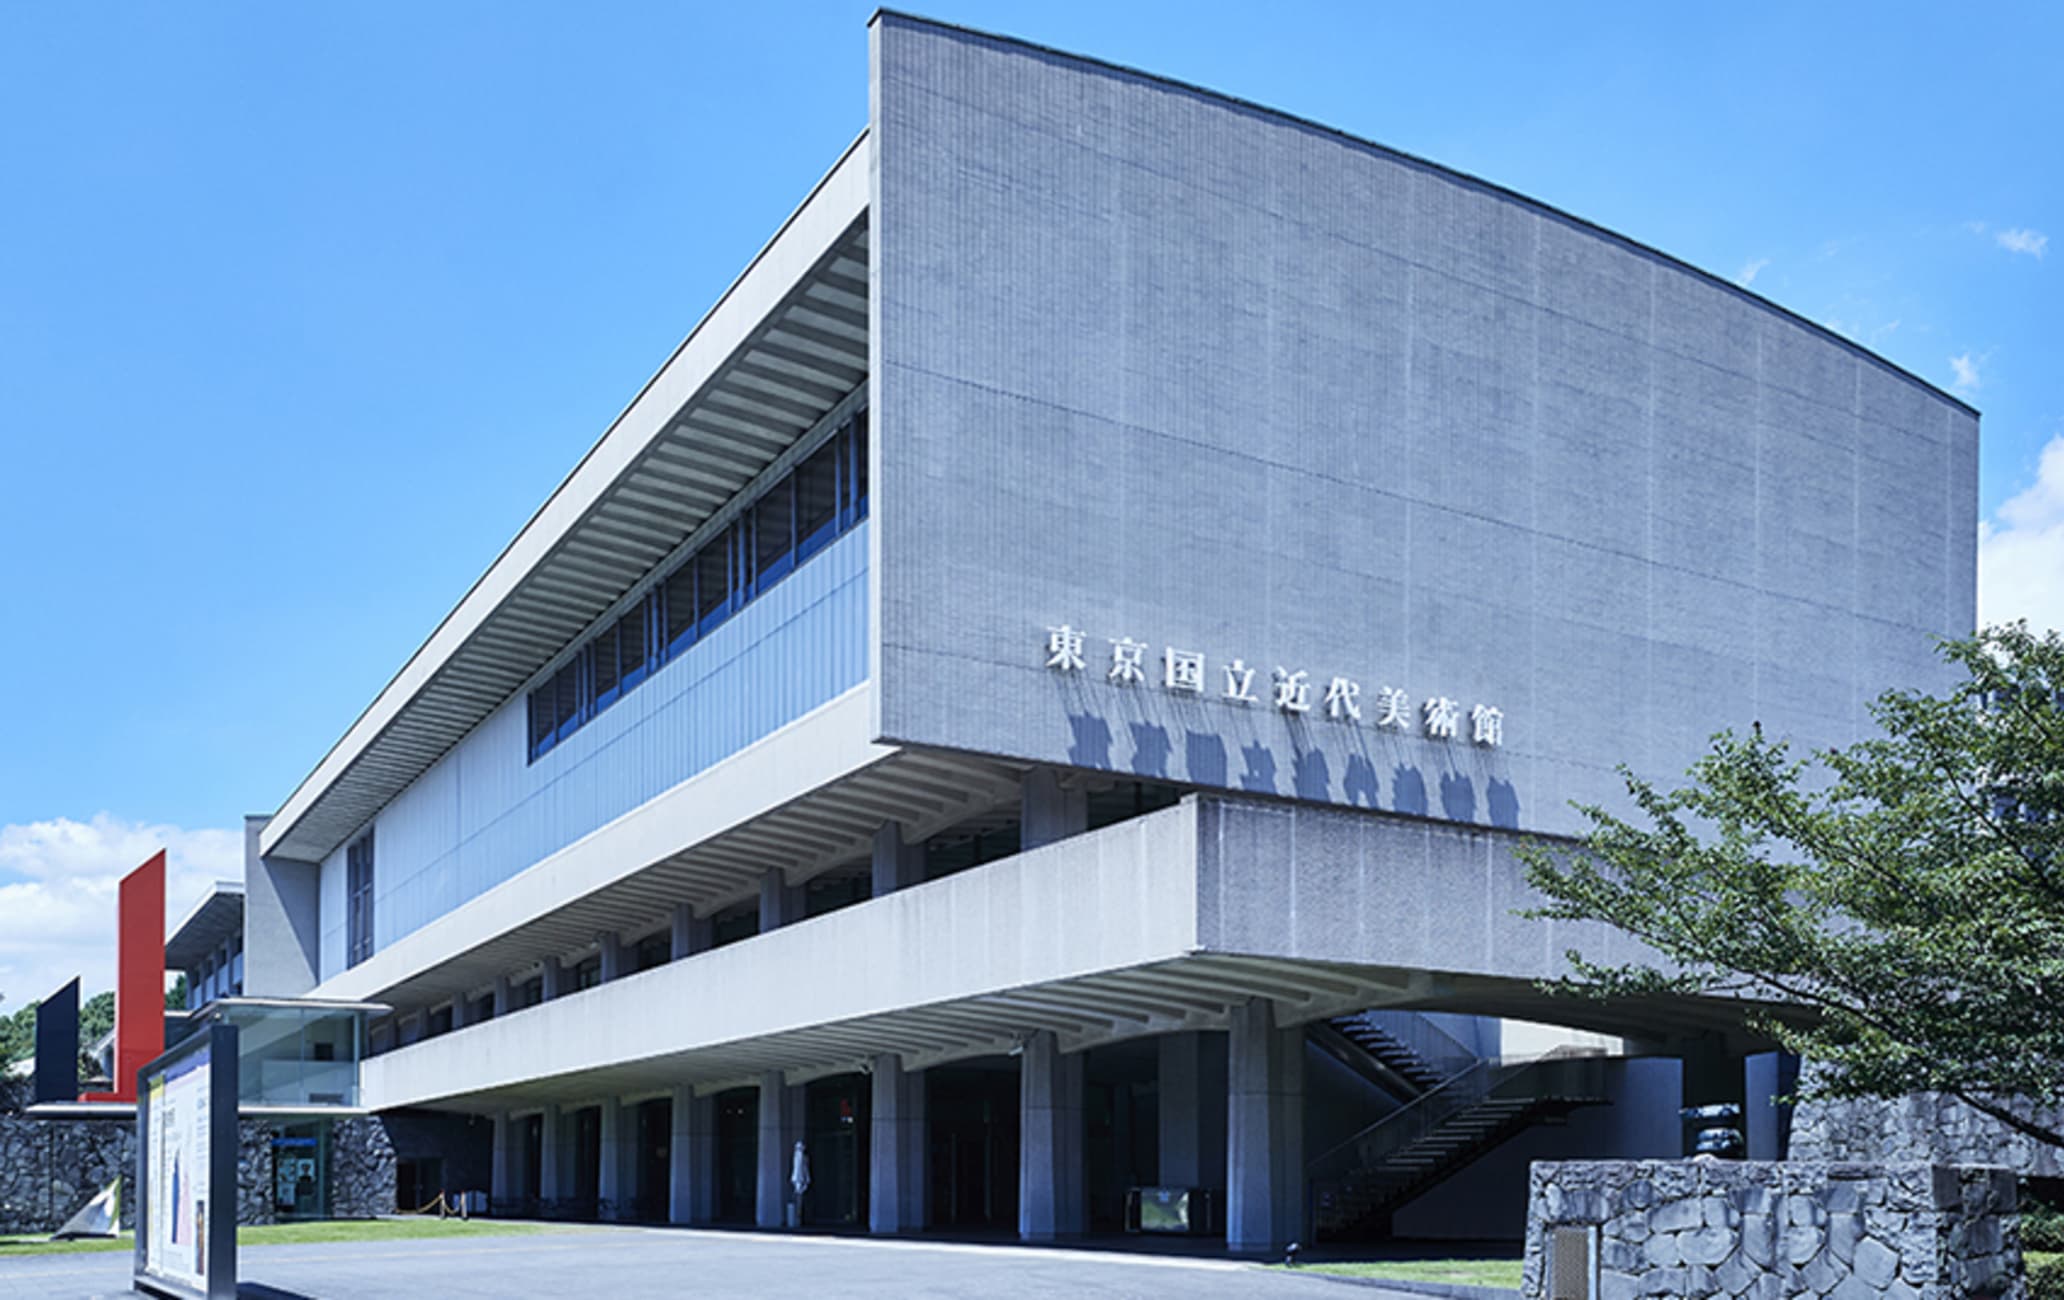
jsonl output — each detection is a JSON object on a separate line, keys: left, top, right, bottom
{"left": 490, "top": 1111, "right": 516, "bottom": 1203}
{"left": 598, "top": 1097, "right": 628, "bottom": 1219}
{"left": 1021, "top": 767, "right": 1087, "bottom": 850}
{"left": 669, "top": 1085, "right": 716, "bottom": 1225}
{"left": 869, "top": 1054, "right": 927, "bottom": 1234}
{"left": 1018, "top": 1030, "right": 1086, "bottom": 1240}
{"left": 493, "top": 975, "right": 512, "bottom": 1018}
{"left": 671, "top": 903, "right": 711, "bottom": 961}
{"left": 756, "top": 1070, "right": 797, "bottom": 1228}
{"left": 541, "top": 956, "right": 565, "bottom": 1001}
{"left": 599, "top": 932, "right": 627, "bottom": 983}
{"left": 1226, "top": 998, "right": 1304, "bottom": 1254}
{"left": 540, "top": 1103, "right": 565, "bottom": 1207}
{"left": 759, "top": 870, "right": 795, "bottom": 933}
{"left": 1159, "top": 1032, "right": 1227, "bottom": 1192}
{"left": 871, "top": 822, "right": 923, "bottom": 896}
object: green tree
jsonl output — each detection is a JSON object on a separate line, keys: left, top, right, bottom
{"left": 0, "top": 999, "right": 32, "bottom": 1066}
{"left": 78, "top": 991, "right": 115, "bottom": 1047}
{"left": 1522, "top": 623, "right": 2064, "bottom": 1149}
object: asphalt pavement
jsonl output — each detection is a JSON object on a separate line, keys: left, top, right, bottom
{"left": 0, "top": 1225, "right": 1436, "bottom": 1299}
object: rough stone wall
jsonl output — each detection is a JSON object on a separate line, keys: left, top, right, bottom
{"left": 0, "top": 1118, "right": 135, "bottom": 1234}
{"left": 236, "top": 1120, "right": 278, "bottom": 1227}
{"left": 1792, "top": 1093, "right": 2064, "bottom": 1182}
{"left": 1524, "top": 1158, "right": 2023, "bottom": 1299}
{"left": 331, "top": 1116, "right": 398, "bottom": 1218}
{"left": 0, "top": 1114, "right": 396, "bottom": 1233}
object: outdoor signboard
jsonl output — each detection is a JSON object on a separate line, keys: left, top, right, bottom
{"left": 134, "top": 1022, "right": 238, "bottom": 1300}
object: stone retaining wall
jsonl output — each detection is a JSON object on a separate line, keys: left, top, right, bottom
{"left": 1524, "top": 1158, "right": 2023, "bottom": 1299}
{"left": 1791, "top": 1093, "right": 2064, "bottom": 1182}
{"left": 0, "top": 1117, "right": 136, "bottom": 1234}
{"left": 0, "top": 1114, "right": 394, "bottom": 1234}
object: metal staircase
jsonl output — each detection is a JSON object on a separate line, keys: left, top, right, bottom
{"left": 1326, "top": 1013, "right": 1454, "bottom": 1095}
{"left": 1309, "top": 1043, "right": 1611, "bottom": 1240}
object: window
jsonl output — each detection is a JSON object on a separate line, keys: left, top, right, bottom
{"left": 516, "top": 976, "right": 544, "bottom": 1009}
{"left": 796, "top": 440, "right": 839, "bottom": 560}
{"left": 346, "top": 830, "right": 376, "bottom": 967}
{"left": 571, "top": 954, "right": 602, "bottom": 991}
{"left": 619, "top": 600, "right": 650, "bottom": 691}
{"left": 523, "top": 407, "right": 870, "bottom": 764}
{"left": 695, "top": 531, "right": 731, "bottom": 636}
{"left": 592, "top": 621, "right": 621, "bottom": 709}
{"left": 754, "top": 481, "right": 795, "bottom": 589}
{"left": 634, "top": 932, "right": 671, "bottom": 972}
{"left": 664, "top": 565, "right": 699, "bottom": 656}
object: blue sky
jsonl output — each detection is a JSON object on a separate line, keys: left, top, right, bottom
{"left": 0, "top": 2, "right": 2057, "bottom": 1003}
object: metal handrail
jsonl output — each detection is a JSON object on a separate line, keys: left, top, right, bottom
{"left": 1308, "top": 1056, "right": 1497, "bottom": 1184}
{"left": 1307, "top": 1048, "right": 1609, "bottom": 1185}
{"left": 1347, "top": 1010, "right": 1481, "bottom": 1080}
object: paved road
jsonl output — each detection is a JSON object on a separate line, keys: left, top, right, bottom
{"left": 0, "top": 1226, "right": 1425, "bottom": 1299}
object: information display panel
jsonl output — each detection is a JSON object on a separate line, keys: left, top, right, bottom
{"left": 135, "top": 1022, "right": 238, "bottom": 1300}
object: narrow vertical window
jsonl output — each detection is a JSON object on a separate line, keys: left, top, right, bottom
{"left": 592, "top": 620, "right": 621, "bottom": 711}
{"left": 347, "top": 830, "right": 376, "bottom": 967}
{"left": 696, "top": 532, "right": 731, "bottom": 636}
{"left": 754, "top": 479, "right": 795, "bottom": 590}
{"left": 619, "top": 598, "right": 650, "bottom": 690}
{"left": 796, "top": 440, "right": 839, "bottom": 560}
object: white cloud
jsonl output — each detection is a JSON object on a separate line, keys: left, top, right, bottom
{"left": 1995, "top": 227, "right": 2048, "bottom": 259}
{"left": 1965, "top": 220, "right": 1990, "bottom": 236}
{"left": 1950, "top": 352, "right": 1982, "bottom": 393}
{"left": 1736, "top": 257, "right": 1770, "bottom": 287}
{"left": 0, "top": 815, "right": 240, "bottom": 1015}
{"left": 1979, "top": 434, "right": 2064, "bottom": 636}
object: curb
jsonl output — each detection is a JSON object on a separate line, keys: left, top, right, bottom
{"left": 1295, "top": 1271, "right": 1521, "bottom": 1300}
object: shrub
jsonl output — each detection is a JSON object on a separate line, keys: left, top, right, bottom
{"left": 2030, "top": 1251, "right": 2064, "bottom": 1300}
{"left": 2029, "top": 1202, "right": 2064, "bottom": 1254}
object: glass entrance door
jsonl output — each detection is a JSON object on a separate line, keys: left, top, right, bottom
{"left": 271, "top": 1121, "right": 329, "bottom": 1220}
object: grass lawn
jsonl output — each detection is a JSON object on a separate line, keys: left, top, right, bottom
{"left": 0, "top": 1217, "right": 555, "bottom": 1259}
{"left": 1292, "top": 1258, "right": 1524, "bottom": 1288}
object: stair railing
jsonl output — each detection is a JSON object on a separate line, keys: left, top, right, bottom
{"left": 1349, "top": 1010, "right": 1482, "bottom": 1082}
{"left": 1307, "top": 1048, "right": 1611, "bottom": 1192}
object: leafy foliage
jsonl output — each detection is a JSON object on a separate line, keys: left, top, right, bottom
{"left": 1522, "top": 624, "right": 2064, "bottom": 1149}
{"left": 0, "top": 1001, "right": 32, "bottom": 1067}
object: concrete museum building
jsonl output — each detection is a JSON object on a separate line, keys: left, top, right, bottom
{"left": 237, "top": 15, "right": 1978, "bottom": 1250}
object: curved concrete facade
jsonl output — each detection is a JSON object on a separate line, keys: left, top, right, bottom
{"left": 244, "top": 13, "right": 1981, "bottom": 1255}
{"left": 871, "top": 14, "right": 1977, "bottom": 841}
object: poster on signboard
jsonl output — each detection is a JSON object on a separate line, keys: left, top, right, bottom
{"left": 136, "top": 1021, "right": 236, "bottom": 1300}
{"left": 144, "top": 1042, "right": 211, "bottom": 1291}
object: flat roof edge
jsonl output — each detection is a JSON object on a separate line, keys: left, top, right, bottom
{"left": 869, "top": 9, "right": 1976, "bottom": 419}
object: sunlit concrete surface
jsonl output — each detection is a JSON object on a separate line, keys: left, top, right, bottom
{"left": 0, "top": 1224, "right": 1424, "bottom": 1300}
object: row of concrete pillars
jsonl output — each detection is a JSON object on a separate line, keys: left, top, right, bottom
{"left": 488, "top": 999, "right": 1310, "bottom": 1252}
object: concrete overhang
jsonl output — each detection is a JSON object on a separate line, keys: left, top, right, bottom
{"left": 360, "top": 795, "right": 1789, "bottom": 1113}
{"left": 165, "top": 881, "right": 245, "bottom": 971}
{"left": 263, "top": 132, "right": 874, "bottom": 865}
{"left": 307, "top": 684, "right": 1030, "bottom": 1009}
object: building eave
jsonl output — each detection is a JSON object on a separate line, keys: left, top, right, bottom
{"left": 262, "top": 131, "right": 873, "bottom": 865}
